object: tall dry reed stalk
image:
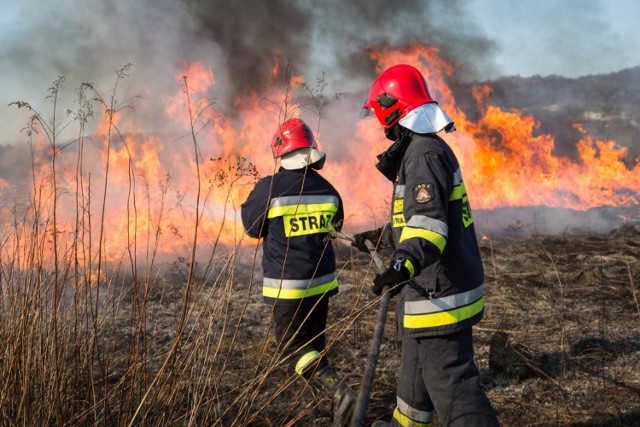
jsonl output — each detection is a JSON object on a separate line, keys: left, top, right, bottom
{"left": 1, "top": 65, "right": 371, "bottom": 427}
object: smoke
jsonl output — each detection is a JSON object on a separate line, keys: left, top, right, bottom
{"left": 0, "top": 0, "right": 637, "bottom": 255}
{"left": 181, "top": 0, "right": 497, "bottom": 94}
{"left": 308, "top": 0, "right": 495, "bottom": 81}
{"left": 474, "top": 205, "right": 640, "bottom": 236}
{"left": 182, "top": 0, "right": 314, "bottom": 98}
{"left": 1, "top": 0, "right": 636, "bottom": 167}
{"left": 0, "top": 0, "right": 496, "bottom": 126}
{"left": 3, "top": 0, "right": 637, "bottom": 132}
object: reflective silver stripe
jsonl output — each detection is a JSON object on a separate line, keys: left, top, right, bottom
{"left": 270, "top": 195, "right": 339, "bottom": 208}
{"left": 406, "top": 215, "right": 448, "bottom": 237}
{"left": 397, "top": 396, "right": 433, "bottom": 423}
{"left": 395, "top": 185, "right": 405, "bottom": 198}
{"left": 453, "top": 168, "right": 463, "bottom": 186}
{"left": 263, "top": 271, "right": 337, "bottom": 289}
{"left": 404, "top": 284, "right": 484, "bottom": 315}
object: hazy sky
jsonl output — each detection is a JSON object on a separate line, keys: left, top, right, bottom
{"left": 466, "top": 0, "right": 640, "bottom": 79}
{"left": 1, "top": 0, "right": 639, "bottom": 144}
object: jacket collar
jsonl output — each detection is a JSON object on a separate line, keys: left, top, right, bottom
{"left": 375, "top": 134, "right": 412, "bottom": 182}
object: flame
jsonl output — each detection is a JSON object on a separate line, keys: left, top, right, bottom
{"left": 357, "top": 42, "right": 639, "bottom": 213}
{"left": 3, "top": 41, "right": 639, "bottom": 272}
{"left": 460, "top": 87, "right": 640, "bottom": 209}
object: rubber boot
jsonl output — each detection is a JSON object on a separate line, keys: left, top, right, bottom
{"left": 313, "top": 365, "right": 356, "bottom": 427}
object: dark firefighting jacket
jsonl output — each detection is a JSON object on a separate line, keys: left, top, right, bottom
{"left": 377, "top": 132, "right": 485, "bottom": 337}
{"left": 241, "top": 167, "right": 344, "bottom": 306}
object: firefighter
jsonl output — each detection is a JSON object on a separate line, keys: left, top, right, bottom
{"left": 241, "top": 118, "right": 355, "bottom": 426}
{"left": 354, "top": 64, "right": 500, "bottom": 427}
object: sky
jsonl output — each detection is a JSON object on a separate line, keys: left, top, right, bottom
{"left": 465, "top": 0, "right": 640, "bottom": 79}
{"left": 1, "top": 0, "right": 640, "bottom": 144}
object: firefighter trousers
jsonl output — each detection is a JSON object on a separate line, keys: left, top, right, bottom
{"left": 392, "top": 328, "right": 499, "bottom": 427}
{"left": 273, "top": 295, "right": 329, "bottom": 376}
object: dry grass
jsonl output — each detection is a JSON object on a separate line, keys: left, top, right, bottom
{"left": 2, "top": 71, "right": 639, "bottom": 427}
{"left": 4, "top": 226, "right": 638, "bottom": 426}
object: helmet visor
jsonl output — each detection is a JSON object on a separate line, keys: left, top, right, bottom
{"left": 360, "top": 99, "right": 374, "bottom": 119}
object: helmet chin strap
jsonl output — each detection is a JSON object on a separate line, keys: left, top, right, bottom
{"left": 384, "top": 123, "right": 406, "bottom": 141}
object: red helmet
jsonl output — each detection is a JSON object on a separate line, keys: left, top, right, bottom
{"left": 364, "top": 64, "right": 436, "bottom": 128}
{"left": 271, "top": 118, "right": 316, "bottom": 158}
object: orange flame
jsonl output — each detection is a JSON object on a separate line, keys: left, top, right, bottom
{"left": 460, "top": 87, "right": 640, "bottom": 209}
{"left": 357, "top": 42, "right": 639, "bottom": 213}
{"left": 4, "top": 41, "right": 639, "bottom": 270}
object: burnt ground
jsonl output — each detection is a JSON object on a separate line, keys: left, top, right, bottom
{"left": 472, "top": 224, "right": 640, "bottom": 427}
{"left": 86, "top": 223, "right": 640, "bottom": 427}
{"left": 220, "top": 224, "right": 640, "bottom": 427}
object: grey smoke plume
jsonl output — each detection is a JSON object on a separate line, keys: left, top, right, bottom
{"left": 0, "top": 0, "right": 494, "bottom": 119}
{"left": 4, "top": 0, "right": 634, "bottom": 161}
{"left": 181, "top": 0, "right": 495, "bottom": 97}
{"left": 1, "top": 0, "right": 638, "bottom": 237}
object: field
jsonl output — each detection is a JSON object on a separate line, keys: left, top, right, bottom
{"left": 2, "top": 73, "right": 639, "bottom": 426}
{"left": 248, "top": 224, "right": 640, "bottom": 426}
{"left": 6, "top": 222, "right": 640, "bottom": 426}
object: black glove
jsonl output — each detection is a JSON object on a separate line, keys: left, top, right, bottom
{"left": 353, "top": 226, "right": 395, "bottom": 254}
{"left": 371, "top": 258, "right": 410, "bottom": 296}
{"left": 352, "top": 228, "right": 381, "bottom": 253}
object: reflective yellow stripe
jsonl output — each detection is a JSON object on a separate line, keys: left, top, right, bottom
{"left": 393, "top": 213, "right": 406, "bottom": 227}
{"left": 267, "top": 202, "right": 337, "bottom": 218}
{"left": 393, "top": 407, "right": 432, "bottom": 427}
{"left": 283, "top": 212, "right": 335, "bottom": 237}
{"left": 405, "top": 285, "right": 483, "bottom": 315}
{"left": 268, "top": 202, "right": 338, "bottom": 237}
{"left": 394, "top": 199, "right": 404, "bottom": 213}
{"left": 461, "top": 194, "right": 474, "bottom": 227}
{"left": 295, "top": 350, "right": 321, "bottom": 375}
{"left": 449, "top": 181, "right": 467, "bottom": 201}
{"left": 404, "top": 297, "right": 484, "bottom": 329}
{"left": 399, "top": 226, "right": 446, "bottom": 253}
{"left": 403, "top": 259, "right": 415, "bottom": 279}
{"left": 263, "top": 279, "right": 338, "bottom": 300}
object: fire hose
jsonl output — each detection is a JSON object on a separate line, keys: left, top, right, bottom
{"left": 330, "top": 230, "right": 389, "bottom": 427}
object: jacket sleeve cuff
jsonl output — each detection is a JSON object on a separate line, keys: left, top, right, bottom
{"left": 393, "top": 252, "right": 418, "bottom": 279}
{"left": 402, "top": 258, "right": 416, "bottom": 279}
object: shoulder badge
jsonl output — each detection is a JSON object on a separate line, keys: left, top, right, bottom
{"left": 413, "top": 183, "right": 434, "bottom": 204}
